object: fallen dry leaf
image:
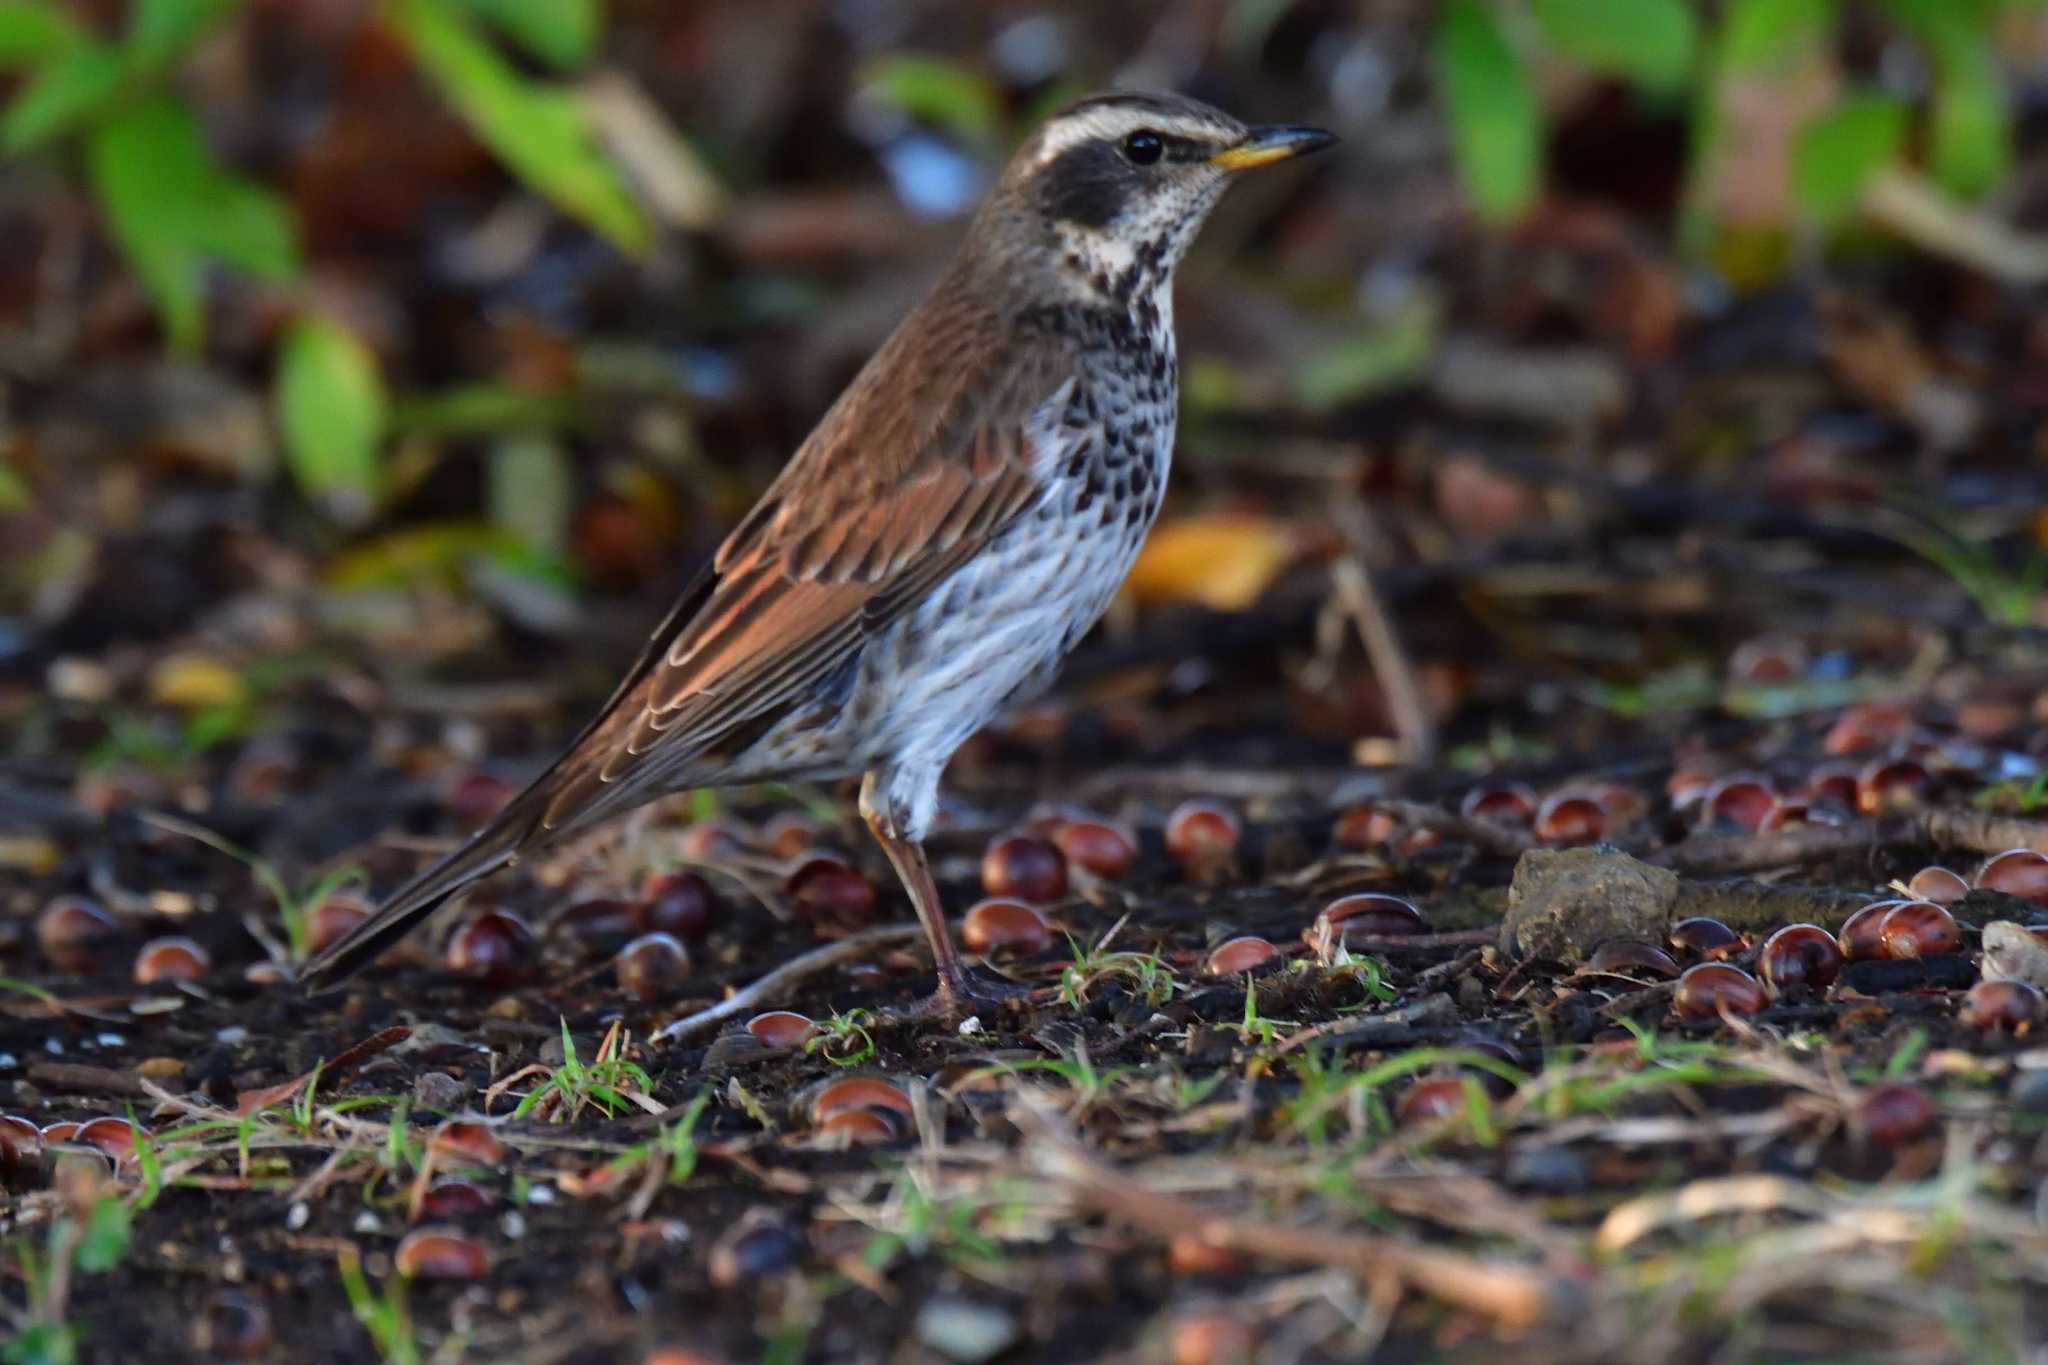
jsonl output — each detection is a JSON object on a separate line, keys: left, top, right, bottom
{"left": 1122, "top": 512, "right": 1295, "bottom": 611}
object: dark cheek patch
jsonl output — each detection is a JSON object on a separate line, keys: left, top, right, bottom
{"left": 1039, "top": 141, "right": 1131, "bottom": 228}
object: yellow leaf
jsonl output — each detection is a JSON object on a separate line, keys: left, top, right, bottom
{"left": 148, "top": 653, "right": 246, "bottom": 709}
{"left": 320, "top": 520, "right": 504, "bottom": 590}
{"left": 1123, "top": 514, "right": 1296, "bottom": 611}
{"left": 0, "top": 834, "right": 61, "bottom": 875}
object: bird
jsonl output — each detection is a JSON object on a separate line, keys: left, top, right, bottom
{"left": 301, "top": 91, "right": 1335, "bottom": 1018}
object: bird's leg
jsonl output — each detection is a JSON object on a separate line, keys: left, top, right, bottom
{"left": 860, "top": 774, "right": 1031, "bottom": 1021}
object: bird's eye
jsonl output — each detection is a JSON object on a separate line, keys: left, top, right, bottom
{"left": 1122, "top": 130, "right": 1164, "bottom": 165}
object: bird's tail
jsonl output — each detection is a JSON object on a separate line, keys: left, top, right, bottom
{"left": 298, "top": 820, "right": 526, "bottom": 992}
{"left": 300, "top": 565, "right": 708, "bottom": 993}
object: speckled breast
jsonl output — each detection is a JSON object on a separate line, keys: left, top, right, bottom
{"left": 838, "top": 333, "right": 1177, "bottom": 773}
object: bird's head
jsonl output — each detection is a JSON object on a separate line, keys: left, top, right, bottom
{"left": 987, "top": 92, "right": 1335, "bottom": 305}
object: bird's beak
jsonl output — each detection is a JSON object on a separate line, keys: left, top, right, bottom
{"left": 1209, "top": 125, "right": 1337, "bottom": 172}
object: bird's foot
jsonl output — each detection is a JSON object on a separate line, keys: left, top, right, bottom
{"left": 890, "top": 971, "right": 1037, "bottom": 1027}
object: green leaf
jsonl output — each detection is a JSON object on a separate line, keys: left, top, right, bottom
{"left": 454, "top": 0, "right": 598, "bottom": 68}
{"left": 0, "top": 460, "right": 30, "bottom": 512}
{"left": 391, "top": 382, "right": 581, "bottom": 435}
{"left": 82, "top": 96, "right": 299, "bottom": 349}
{"left": 1291, "top": 297, "right": 1440, "bottom": 411}
{"left": 1, "top": 1320, "right": 78, "bottom": 1365}
{"left": 2, "top": 40, "right": 123, "bottom": 153}
{"left": 1927, "top": 42, "right": 2008, "bottom": 197}
{"left": 84, "top": 99, "right": 208, "bottom": 349}
{"left": 276, "top": 315, "right": 388, "bottom": 522}
{"left": 1881, "top": 1, "right": 2010, "bottom": 198}
{"left": 124, "top": 0, "right": 238, "bottom": 69}
{"left": 0, "top": 1, "right": 87, "bottom": 66}
{"left": 1793, "top": 92, "right": 1909, "bottom": 223}
{"left": 1430, "top": 0, "right": 1542, "bottom": 224}
{"left": 488, "top": 433, "right": 571, "bottom": 554}
{"left": 1531, "top": 0, "right": 1697, "bottom": 94}
{"left": 858, "top": 53, "right": 1004, "bottom": 146}
{"left": 1719, "top": 0, "right": 1836, "bottom": 70}
{"left": 387, "top": 0, "right": 648, "bottom": 252}
{"left": 189, "top": 175, "right": 299, "bottom": 279}
{"left": 75, "top": 1195, "right": 134, "bottom": 1273}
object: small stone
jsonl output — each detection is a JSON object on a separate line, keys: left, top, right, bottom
{"left": 1506, "top": 1144, "right": 1588, "bottom": 1193}
{"left": 1500, "top": 847, "right": 1679, "bottom": 963}
{"left": 414, "top": 1071, "right": 466, "bottom": 1112}
{"left": 193, "top": 1288, "right": 274, "bottom": 1360}
{"left": 1980, "top": 921, "right": 2048, "bottom": 989}
{"left": 708, "top": 1216, "right": 803, "bottom": 1286}
{"left": 2008, "top": 1070, "right": 2048, "bottom": 1115}
{"left": 914, "top": 1297, "right": 1019, "bottom": 1364}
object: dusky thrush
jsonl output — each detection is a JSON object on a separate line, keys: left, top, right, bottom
{"left": 302, "top": 92, "right": 1335, "bottom": 1017}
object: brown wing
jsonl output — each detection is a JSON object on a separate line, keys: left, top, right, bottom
{"left": 297, "top": 281, "right": 1085, "bottom": 992}
{"left": 528, "top": 296, "right": 1082, "bottom": 833}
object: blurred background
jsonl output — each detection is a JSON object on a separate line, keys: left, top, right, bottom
{"left": 7, "top": 0, "right": 2048, "bottom": 857}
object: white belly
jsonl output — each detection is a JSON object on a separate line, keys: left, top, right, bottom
{"left": 843, "top": 472, "right": 1156, "bottom": 774}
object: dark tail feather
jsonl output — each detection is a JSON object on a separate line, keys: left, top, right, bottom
{"left": 300, "top": 567, "right": 713, "bottom": 993}
{"left": 299, "top": 825, "right": 524, "bottom": 992}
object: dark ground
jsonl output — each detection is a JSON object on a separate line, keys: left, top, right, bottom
{"left": 7, "top": 3, "right": 2048, "bottom": 1363}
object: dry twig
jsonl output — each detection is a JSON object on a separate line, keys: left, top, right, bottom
{"left": 655, "top": 922, "right": 926, "bottom": 1043}
{"left": 1372, "top": 799, "right": 1534, "bottom": 857}
{"left": 1012, "top": 1100, "right": 1577, "bottom": 1331}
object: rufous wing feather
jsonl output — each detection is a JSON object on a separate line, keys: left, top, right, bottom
{"left": 301, "top": 293, "right": 1087, "bottom": 991}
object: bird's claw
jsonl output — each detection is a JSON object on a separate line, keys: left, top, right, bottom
{"left": 889, "top": 972, "right": 1037, "bottom": 1026}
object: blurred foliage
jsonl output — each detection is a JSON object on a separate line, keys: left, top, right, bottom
{"left": 1531, "top": 0, "right": 1698, "bottom": 94}
{"left": 6, "top": 0, "right": 2044, "bottom": 654}
{"left": 1432, "top": 0, "right": 2042, "bottom": 242}
{"left": 275, "top": 315, "right": 389, "bottom": 527}
{"left": 1794, "top": 93, "right": 1911, "bottom": 225}
{"left": 1431, "top": 0, "right": 1543, "bottom": 224}
{"left": 386, "top": 0, "right": 648, "bottom": 253}
{"left": 0, "top": 0, "right": 296, "bottom": 350}
{"left": 452, "top": 0, "right": 598, "bottom": 70}
{"left": 0, "top": 0, "right": 645, "bottom": 529}
{"left": 859, "top": 52, "right": 1009, "bottom": 150}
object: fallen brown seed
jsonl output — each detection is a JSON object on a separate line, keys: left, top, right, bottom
{"left": 394, "top": 1227, "right": 490, "bottom": 1279}
{"left": 1672, "top": 962, "right": 1765, "bottom": 1019}
{"left": 1205, "top": 936, "right": 1278, "bottom": 976}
